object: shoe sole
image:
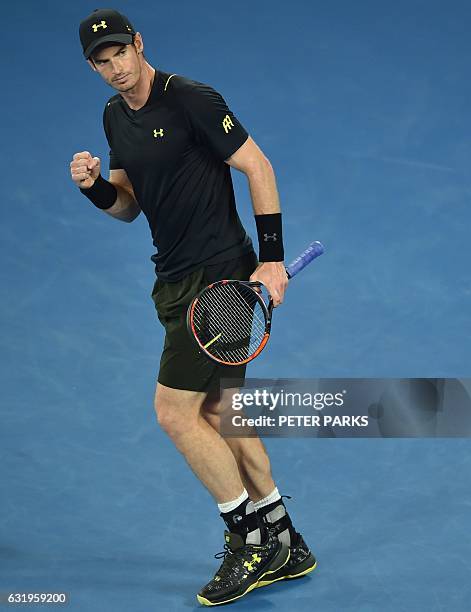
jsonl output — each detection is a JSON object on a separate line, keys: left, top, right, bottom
{"left": 196, "top": 545, "right": 290, "bottom": 606}
{"left": 256, "top": 556, "right": 317, "bottom": 588}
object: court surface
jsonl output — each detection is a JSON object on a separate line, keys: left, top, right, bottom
{"left": 1, "top": 1, "right": 471, "bottom": 610}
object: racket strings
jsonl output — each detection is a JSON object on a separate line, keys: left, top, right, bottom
{"left": 219, "top": 292, "right": 265, "bottom": 349}
{"left": 221, "top": 285, "right": 266, "bottom": 341}
{"left": 193, "top": 292, "right": 253, "bottom": 361}
{"left": 195, "top": 289, "right": 251, "bottom": 343}
{"left": 192, "top": 282, "right": 268, "bottom": 363}
{"left": 196, "top": 300, "right": 251, "bottom": 362}
{"left": 195, "top": 290, "right": 261, "bottom": 358}
{"left": 225, "top": 284, "right": 267, "bottom": 335}
{"left": 198, "top": 284, "right": 262, "bottom": 340}
{"left": 194, "top": 308, "right": 251, "bottom": 362}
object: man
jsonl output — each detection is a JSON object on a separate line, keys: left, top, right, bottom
{"left": 71, "top": 8, "right": 316, "bottom": 606}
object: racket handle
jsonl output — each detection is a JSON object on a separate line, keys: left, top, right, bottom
{"left": 286, "top": 241, "right": 325, "bottom": 279}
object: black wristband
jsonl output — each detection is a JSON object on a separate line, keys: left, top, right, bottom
{"left": 79, "top": 174, "right": 117, "bottom": 210}
{"left": 254, "top": 213, "right": 285, "bottom": 262}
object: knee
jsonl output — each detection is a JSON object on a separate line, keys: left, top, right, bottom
{"left": 154, "top": 399, "right": 182, "bottom": 438}
{"left": 154, "top": 389, "right": 199, "bottom": 440}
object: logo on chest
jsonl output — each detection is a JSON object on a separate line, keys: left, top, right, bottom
{"left": 153, "top": 128, "right": 164, "bottom": 138}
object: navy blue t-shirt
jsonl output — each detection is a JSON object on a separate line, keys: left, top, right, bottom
{"left": 103, "top": 69, "right": 254, "bottom": 281}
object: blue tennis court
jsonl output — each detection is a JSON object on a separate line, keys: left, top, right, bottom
{"left": 1, "top": 1, "right": 470, "bottom": 610}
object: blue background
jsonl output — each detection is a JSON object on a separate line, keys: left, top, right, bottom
{"left": 1, "top": 1, "right": 470, "bottom": 610}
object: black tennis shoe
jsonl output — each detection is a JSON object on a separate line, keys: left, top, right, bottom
{"left": 197, "top": 530, "right": 290, "bottom": 606}
{"left": 256, "top": 532, "right": 316, "bottom": 588}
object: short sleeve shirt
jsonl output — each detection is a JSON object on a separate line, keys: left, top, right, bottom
{"left": 103, "top": 69, "right": 254, "bottom": 281}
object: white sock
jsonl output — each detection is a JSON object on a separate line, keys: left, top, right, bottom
{"left": 253, "top": 487, "right": 281, "bottom": 511}
{"left": 218, "top": 489, "right": 249, "bottom": 514}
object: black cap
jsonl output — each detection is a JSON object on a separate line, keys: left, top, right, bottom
{"left": 79, "top": 8, "right": 135, "bottom": 59}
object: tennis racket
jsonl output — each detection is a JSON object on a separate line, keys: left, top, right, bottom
{"left": 186, "top": 241, "right": 325, "bottom": 366}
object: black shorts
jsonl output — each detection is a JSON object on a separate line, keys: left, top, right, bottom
{"left": 151, "top": 251, "right": 259, "bottom": 392}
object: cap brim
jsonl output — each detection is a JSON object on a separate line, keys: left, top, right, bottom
{"left": 84, "top": 33, "right": 134, "bottom": 59}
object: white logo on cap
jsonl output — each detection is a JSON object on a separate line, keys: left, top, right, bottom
{"left": 92, "top": 21, "right": 107, "bottom": 32}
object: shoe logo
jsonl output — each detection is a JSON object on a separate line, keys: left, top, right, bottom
{"left": 264, "top": 233, "right": 277, "bottom": 242}
{"left": 243, "top": 553, "right": 262, "bottom": 572}
{"left": 92, "top": 21, "right": 107, "bottom": 32}
{"left": 153, "top": 128, "right": 164, "bottom": 138}
{"left": 222, "top": 114, "right": 234, "bottom": 134}
{"left": 232, "top": 514, "right": 243, "bottom": 524}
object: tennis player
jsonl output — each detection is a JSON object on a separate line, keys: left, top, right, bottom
{"left": 71, "top": 8, "right": 316, "bottom": 606}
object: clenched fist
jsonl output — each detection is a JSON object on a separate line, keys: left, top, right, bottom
{"left": 70, "top": 151, "right": 101, "bottom": 189}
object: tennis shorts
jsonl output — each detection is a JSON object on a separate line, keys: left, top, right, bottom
{"left": 151, "top": 251, "right": 259, "bottom": 393}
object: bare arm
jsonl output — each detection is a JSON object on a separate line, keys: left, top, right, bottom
{"left": 225, "top": 136, "right": 281, "bottom": 215}
{"left": 225, "top": 136, "right": 288, "bottom": 306}
{"left": 106, "top": 169, "right": 141, "bottom": 223}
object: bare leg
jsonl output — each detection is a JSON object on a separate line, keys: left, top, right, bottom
{"left": 154, "top": 382, "right": 245, "bottom": 503}
{"left": 201, "top": 389, "right": 276, "bottom": 502}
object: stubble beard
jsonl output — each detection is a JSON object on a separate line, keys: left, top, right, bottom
{"left": 111, "top": 65, "right": 141, "bottom": 94}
